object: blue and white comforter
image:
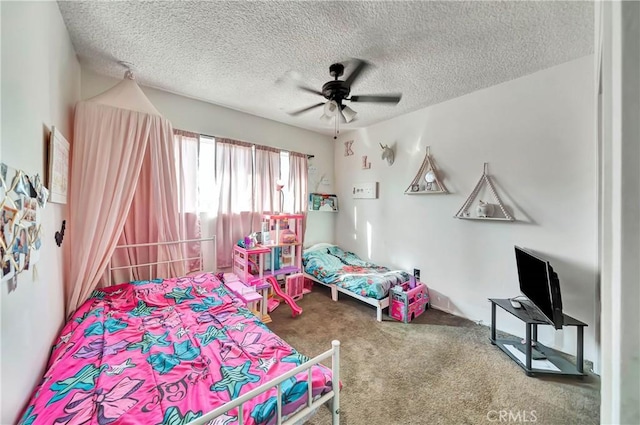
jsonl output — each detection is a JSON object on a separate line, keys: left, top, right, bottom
{"left": 302, "top": 246, "right": 409, "bottom": 300}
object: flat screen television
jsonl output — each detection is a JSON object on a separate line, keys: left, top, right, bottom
{"left": 514, "top": 246, "right": 564, "bottom": 329}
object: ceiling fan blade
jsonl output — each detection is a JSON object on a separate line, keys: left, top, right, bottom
{"left": 276, "top": 71, "right": 323, "bottom": 96}
{"left": 349, "top": 93, "right": 402, "bottom": 104}
{"left": 288, "top": 102, "right": 325, "bottom": 116}
{"left": 296, "top": 84, "right": 324, "bottom": 97}
{"left": 344, "top": 59, "right": 370, "bottom": 87}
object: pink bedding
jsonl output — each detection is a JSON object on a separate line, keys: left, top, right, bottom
{"left": 19, "top": 273, "right": 333, "bottom": 424}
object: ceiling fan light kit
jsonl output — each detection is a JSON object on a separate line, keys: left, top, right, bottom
{"left": 341, "top": 105, "right": 357, "bottom": 123}
{"left": 286, "top": 58, "right": 402, "bottom": 138}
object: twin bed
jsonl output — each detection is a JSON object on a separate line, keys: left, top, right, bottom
{"left": 302, "top": 244, "right": 411, "bottom": 321}
{"left": 19, "top": 241, "right": 340, "bottom": 425}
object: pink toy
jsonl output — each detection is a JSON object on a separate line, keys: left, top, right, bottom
{"left": 266, "top": 275, "right": 303, "bottom": 318}
{"left": 285, "top": 273, "right": 305, "bottom": 301}
{"left": 268, "top": 298, "right": 281, "bottom": 313}
{"left": 233, "top": 245, "right": 271, "bottom": 283}
{"left": 303, "top": 277, "right": 313, "bottom": 294}
{"left": 390, "top": 282, "right": 429, "bottom": 323}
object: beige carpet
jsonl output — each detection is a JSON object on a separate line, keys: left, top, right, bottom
{"left": 267, "top": 286, "right": 599, "bottom": 425}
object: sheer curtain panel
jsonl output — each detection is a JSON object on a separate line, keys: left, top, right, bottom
{"left": 215, "top": 139, "right": 254, "bottom": 268}
{"left": 65, "top": 76, "right": 182, "bottom": 314}
{"left": 65, "top": 102, "right": 168, "bottom": 313}
{"left": 286, "top": 152, "right": 309, "bottom": 235}
{"left": 286, "top": 152, "right": 308, "bottom": 213}
{"left": 174, "top": 130, "right": 202, "bottom": 273}
{"left": 254, "top": 146, "right": 281, "bottom": 228}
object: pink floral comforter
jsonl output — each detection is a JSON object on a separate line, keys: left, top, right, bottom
{"left": 19, "top": 273, "right": 333, "bottom": 425}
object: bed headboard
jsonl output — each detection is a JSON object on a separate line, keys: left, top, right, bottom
{"left": 107, "top": 236, "right": 216, "bottom": 284}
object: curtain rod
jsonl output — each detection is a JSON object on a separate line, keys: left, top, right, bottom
{"left": 199, "top": 132, "right": 314, "bottom": 159}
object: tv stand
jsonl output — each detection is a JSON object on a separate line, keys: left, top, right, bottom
{"left": 488, "top": 298, "right": 587, "bottom": 378}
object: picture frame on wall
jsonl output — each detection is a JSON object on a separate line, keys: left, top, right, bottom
{"left": 48, "top": 126, "right": 70, "bottom": 204}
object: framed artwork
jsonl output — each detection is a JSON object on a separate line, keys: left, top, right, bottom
{"left": 48, "top": 126, "right": 70, "bottom": 204}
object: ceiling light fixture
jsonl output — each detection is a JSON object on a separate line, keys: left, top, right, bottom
{"left": 320, "top": 100, "right": 357, "bottom": 139}
{"left": 340, "top": 105, "right": 357, "bottom": 123}
{"left": 321, "top": 100, "right": 339, "bottom": 121}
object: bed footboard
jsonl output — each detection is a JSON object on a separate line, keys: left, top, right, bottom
{"left": 304, "top": 272, "right": 390, "bottom": 321}
{"left": 187, "top": 340, "right": 341, "bottom": 425}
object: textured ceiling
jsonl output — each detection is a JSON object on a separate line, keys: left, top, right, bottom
{"left": 57, "top": 1, "right": 593, "bottom": 136}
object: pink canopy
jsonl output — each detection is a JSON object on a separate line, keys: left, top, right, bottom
{"left": 65, "top": 73, "right": 183, "bottom": 314}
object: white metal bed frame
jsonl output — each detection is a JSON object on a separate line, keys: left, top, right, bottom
{"left": 108, "top": 236, "right": 217, "bottom": 284}
{"left": 108, "top": 237, "right": 341, "bottom": 425}
{"left": 304, "top": 272, "right": 389, "bottom": 322}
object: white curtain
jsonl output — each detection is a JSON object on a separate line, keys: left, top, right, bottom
{"left": 285, "top": 152, "right": 308, "bottom": 237}
{"left": 254, "top": 146, "right": 281, "bottom": 230}
{"left": 286, "top": 152, "right": 308, "bottom": 214}
{"left": 174, "top": 130, "right": 202, "bottom": 273}
{"left": 215, "top": 139, "right": 254, "bottom": 268}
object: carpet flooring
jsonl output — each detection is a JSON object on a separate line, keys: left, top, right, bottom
{"left": 267, "top": 286, "right": 600, "bottom": 425}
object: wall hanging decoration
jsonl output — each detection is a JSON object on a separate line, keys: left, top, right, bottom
{"left": 380, "top": 143, "right": 395, "bottom": 166}
{"left": 405, "top": 146, "right": 448, "bottom": 194}
{"left": 454, "top": 162, "right": 514, "bottom": 221}
{"left": 344, "top": 140, "right": 354, "bottom": 156}
{"left": 55, "top": 220, "right": 66, "bottom": 247}
{"left": 361, "top": 155, "right": 371, "bottom": 169}
{"left": 0, "top": 162, "right": 48, "bottom": 291}
{"left": 48, "top": 126, "right": 70, "bottom": 204}
{"left": 308, "top": 193, "right": 338, "bottom": 212}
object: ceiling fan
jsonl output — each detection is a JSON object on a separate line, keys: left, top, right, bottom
{"left": 286, "top": 59, "right": 402, "bottom": 136}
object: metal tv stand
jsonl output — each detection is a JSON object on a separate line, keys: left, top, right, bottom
{"left": 489, "top": 298, "right": 587, "bottom": 378}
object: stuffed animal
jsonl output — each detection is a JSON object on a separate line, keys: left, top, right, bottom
{"left": 476, "top": 200, "right": 494, "bottom": 218}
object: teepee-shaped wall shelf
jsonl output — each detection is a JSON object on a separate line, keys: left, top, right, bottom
{"left": 404, "top": 146, "right": 448, "bottom": 195}
{"left": 455, "top": 163, "right": 514, "bottom": 221}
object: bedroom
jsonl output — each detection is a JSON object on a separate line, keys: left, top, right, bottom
{"left": 1, "top": 1, "right": 638, "bottom": 425}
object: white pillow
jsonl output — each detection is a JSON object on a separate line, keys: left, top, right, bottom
{"left": 304, "top": 242, "right": 336, "bottom": 252}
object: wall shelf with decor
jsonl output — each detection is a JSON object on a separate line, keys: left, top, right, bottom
{"left": 454, "top": 163, "right": 514, "bottom": 221}
{"left": 405, "top": 146, "right": 448, "bottom": 195}
{"left": 308, "top": 193, "right": 338, "bottom": 212}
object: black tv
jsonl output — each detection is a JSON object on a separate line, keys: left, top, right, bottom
{"left": 514, "top": 246, "right": 564, "bottom": 329}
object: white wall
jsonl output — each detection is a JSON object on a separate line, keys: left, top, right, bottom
{"left": 80, "top": 69, "right": 336, "bottom": 247}
{"left": 334, "top": 56, "right": 598, "bottom": 363}
{"left": 598, "top": 1, "right": 640, "bottom": 423}
{"left": 0, "top": 2, "right": 81, "bottom": 423}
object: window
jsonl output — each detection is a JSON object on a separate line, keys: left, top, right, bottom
{"left": 280, "top": 150, "right": 290, "bottom": 187}
{"left": 198, "top": 135, "right": 216, "bottom": 212}
{"left": 196, "top": 136, "right": 291, "bottom": 213}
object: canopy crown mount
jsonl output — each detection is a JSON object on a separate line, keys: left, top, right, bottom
{"left": 118, "top": 60, "right": 136, "bottom": 80}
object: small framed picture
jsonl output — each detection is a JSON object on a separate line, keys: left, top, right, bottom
{"left": 48, "top": 126, "right": 70, "bottom": 204}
